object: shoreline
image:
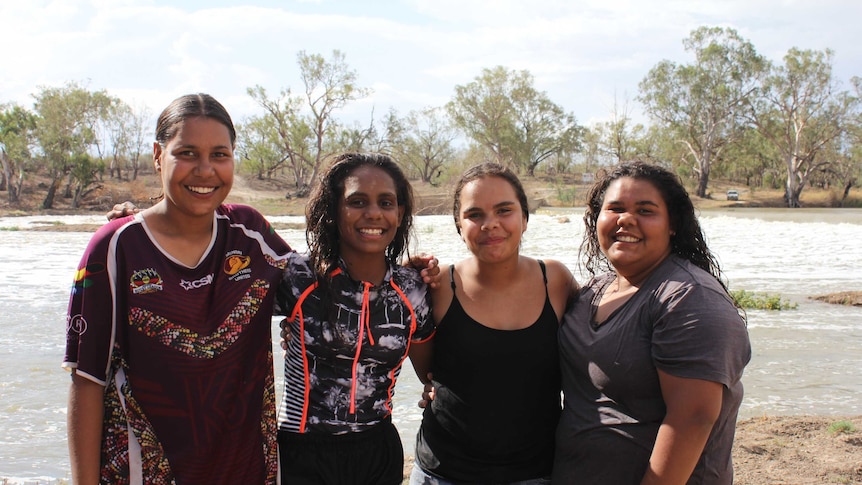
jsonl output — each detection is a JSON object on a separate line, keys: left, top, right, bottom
{"left": 399, "top": 415, "right": 862, "bottom": 484}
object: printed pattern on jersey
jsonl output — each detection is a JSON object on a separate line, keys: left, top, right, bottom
{"left": 277, "top": 254, "right": 433, "bottom": 435}
{"left": 101, "top": 347, "right": 175, "bottom": 484}
{"left": 129, "top": 279, "right": 269, "bottom": 358}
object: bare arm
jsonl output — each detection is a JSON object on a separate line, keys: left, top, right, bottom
{"left": 408, "top": 340, "right": 434, "bottom": 385}
{"left": 543, "top": 259, "right": 578, "bottom": 320}
{"left": 640, "top": 370, "right": 722, "bottom": 485}
{"left": 68, "top": 371, "right": 105, "bottom": 485}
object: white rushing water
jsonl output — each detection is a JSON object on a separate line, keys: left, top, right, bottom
{"left": 1, "top": 208, "right": 861, "bottom": 483}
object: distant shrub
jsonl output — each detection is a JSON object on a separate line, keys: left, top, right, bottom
{"left": 554, "top": 182, "right": 578, "bottom": 207}
{"left": 828, "top": 420, "right": 856, "bottom": 435}
{"left": 731, "top": 289, "right": 798, "bottom": 310}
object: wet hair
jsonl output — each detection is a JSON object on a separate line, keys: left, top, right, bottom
{"left": 154, "top": 93, "right": 236, "bottom": 147}
{"left": 452, "top": 162, "right": 529, "bottom": 235}
{"left": 580, "top": 160, "right": 727, "bottom": 291}
{"left": 306, "top": 152, "right": 414, "bottom": 279}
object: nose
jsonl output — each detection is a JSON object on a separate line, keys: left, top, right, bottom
{"left": 364, "top": 202, "right": 383, "bottom": 219}
{"left": 617, "top": 211, "right": 635, "bottom": 226}
{"left": 481, "top": 215, "right": 499, "bottom": 230}
{"left": 194, "top": 155, "right": 216, "bottom": 175}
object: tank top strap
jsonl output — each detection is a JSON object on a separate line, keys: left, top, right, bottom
{"left": 449, "top": 264, "right": 457, "bottom": 291}
{"left": 537, "top": 259, "right": 550, "bottom": 300}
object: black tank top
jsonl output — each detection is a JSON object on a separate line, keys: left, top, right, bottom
{"left": 414, "top": 260, "right": 561, "bottom": 482}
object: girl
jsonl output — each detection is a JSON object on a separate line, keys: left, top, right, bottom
{"left": 275, "top": 153, "right": 435, "bottom": 484}
{"left": 412, "top": 163, "right": 577, "bottom": 484}
{"left": 554, "top": 161, "right": 750, "bottom": 484}
{"left": 64, "top": 94, "right": 289, "bottom": 484}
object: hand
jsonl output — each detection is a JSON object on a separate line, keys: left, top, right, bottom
{"left": 106, "top": 201, "right": 140, "bottom": 221}
{"left": 418, "top": 373, "right": 436, "bottom": 408}
{"left": 405, "top": 253, "right": 441, "bottom": 289}
{"left": 279, "top": 318, "right": 292, "bottom": 350}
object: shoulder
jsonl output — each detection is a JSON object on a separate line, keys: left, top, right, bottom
{"left": 89, "top": 216, "right": 143, "bottom": 250}
{"left": 657, "top": 256, "right": 728, "bottom": 298}
{"left": 392, "top": 264, "right": 427, "bottom": 290}
{"left": 649, "top": 257, "right": 741, "bottom": 321}
{"left": 539, "top": 259, "right": 575, "bottom": 285}
{"left": 216, "top": 204, "right": 270, "bottom": 229}
{"left": 218, "top": 204, "right": 291, "bottom": 250}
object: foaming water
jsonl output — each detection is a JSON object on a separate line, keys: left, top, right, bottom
{"left": 2, "top": 209, "right": 861, "bottom": 482}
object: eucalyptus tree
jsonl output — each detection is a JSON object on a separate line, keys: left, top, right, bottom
{"left": 448, "top": 66, "right": 581, "bottom": 176}
{"left": 396, "top": 107, "right": 457, "bottom": 184}
{"left": 820, "top": 76, "right": 862, "bottom": 205}
{"left": 591, "top": 95, "right": 645, "bottom": 164}
{"left": 716, "top": 125, "right": 781, "bottom": 188}
{"left": 745, "top": 48, "right": 860, "bottom": 207}
{"left": 0, "top": 103, "right": 37, "bottom": 203}
{"left": 639, "top": 26, "right": 767, "bottom": 198}
{"left": 248, "top": 50, "right": 370, "bottom": 196}
{"left": 236, "top": 115, "right": 286, "bottom": 180}
{"left": 99, "top": 97, "right": 149, "bottom": 181}
{"left": 32, "top": 82, "right": 112, "bottom": 209}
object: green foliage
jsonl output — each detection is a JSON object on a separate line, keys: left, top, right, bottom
{"left": 553, "top": 181, "right": 578, "bottom": 206}
{"left": 245, "top": 50, "right": 370, "bottom": 193}
{"left": 447, "top": 66, "right": 582, "bottom": 176}
{"left": 731, "top": 289, "right": 798, "bottom": 310}
{"left": 638, "top": 26, "right": 767, "bottom": 198}
{"left": 828, "top": 420, "right": 856, "bottom": 435}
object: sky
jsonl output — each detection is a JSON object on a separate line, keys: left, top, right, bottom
{"left": 3, "top": 0, "right": 861, "bottom": 129}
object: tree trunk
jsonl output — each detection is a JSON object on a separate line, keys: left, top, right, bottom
{"left": 42, "top": 179, "right": 61, "bottom": 209}
{"left": 841, "top": 180, "right": 854, "bottom": 207}
{"left": 0, "top": 150, "right": 12, "bottom": 201}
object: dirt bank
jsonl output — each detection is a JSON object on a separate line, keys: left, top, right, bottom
{"left": 400, "top": 415, "right": 862, "bottom": 484}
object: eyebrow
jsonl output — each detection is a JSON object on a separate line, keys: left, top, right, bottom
{"left": 605, "top": 199, "right": 661, "bottom": 207}
{"left": 172, "top": 143, "right": 232, "bottom": 150}
{"left": 463, "top": 200, "right": 517, "bottom": 213}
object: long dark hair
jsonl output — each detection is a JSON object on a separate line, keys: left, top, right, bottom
{"left": 452, "top": 162, "right": 529, "bottom": 235}
{"left": 306, "top": 152, "right": 415, "bottom": 280}
{"left": 155, "top": 93, "right": 236, "bottom": 147}
{"left": 580, "top": 161, "right": 727, "bottom": 291}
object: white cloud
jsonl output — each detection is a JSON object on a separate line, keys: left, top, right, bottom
{"left": 2, "top": 0, "right": 860, "bottom": 128}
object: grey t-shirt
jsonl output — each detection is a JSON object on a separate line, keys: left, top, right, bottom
{"left": 554, "top": 255, "right": 751, "bottom": 484}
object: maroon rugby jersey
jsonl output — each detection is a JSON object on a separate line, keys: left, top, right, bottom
{"left": 63, "top": 205, "right": 290, "bottom": 485}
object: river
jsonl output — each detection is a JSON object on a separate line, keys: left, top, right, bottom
{"left": 1, "top": 208, "right": 861, "bottom": 483}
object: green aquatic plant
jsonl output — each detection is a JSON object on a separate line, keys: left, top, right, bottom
{"left": 730, "top": 289, "right": 798, "bottom": 310}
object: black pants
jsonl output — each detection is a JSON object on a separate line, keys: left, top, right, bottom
{"left": 278, "top": 419, "right": 404, "bottom": 485}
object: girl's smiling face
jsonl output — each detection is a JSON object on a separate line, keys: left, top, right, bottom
{"left": 457, "top": 175, "right": 527, "bottom": 263}
{"left": 154, "top": 116, "right": 234, "bottom": 219}
{"left": 336, "top": 165, "right": 404, "bottom": 265}
{"left": 597, "top": 176, "right": 673, "bottom": 282}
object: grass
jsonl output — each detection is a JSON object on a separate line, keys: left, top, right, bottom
{"left": 731, "top": 289, "right": 798, "bottom": 310}
{"left": 828, "top": 420, "right": 856, "bottom": 435}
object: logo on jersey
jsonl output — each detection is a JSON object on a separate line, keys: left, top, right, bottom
{"left": 130, "top": 268, "right": 163, "bottom": 294}
{"left": 67, "top": 314, "right": 88, "bottom": 335}
{"left": 224, "top": 251, "right": 252, "bottom": 281}
{"left": 180, "top": 273, "right": 214, "bottom": 290}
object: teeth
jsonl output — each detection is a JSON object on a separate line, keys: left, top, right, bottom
{"left": 616, "top": 236, "right": 639, "bottom": 243}
{"left": 360, "top": 228, "right": 383, "bottom": 235}
{"left": 187, "top": 186, "right": 216, "bottom": 194}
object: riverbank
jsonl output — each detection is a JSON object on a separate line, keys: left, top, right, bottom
{"left": 1, "top": 171, "right": 860, "bottom": 219}
{"left": 400, "top": 415, "right": 862, "bottom": 484}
